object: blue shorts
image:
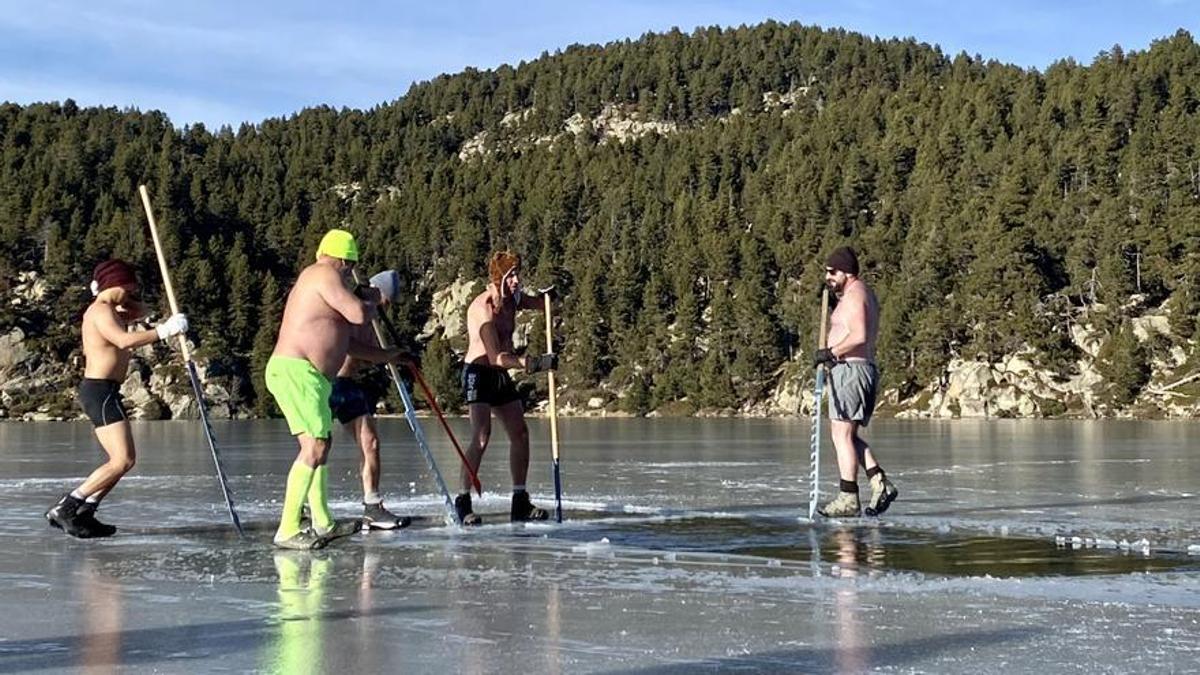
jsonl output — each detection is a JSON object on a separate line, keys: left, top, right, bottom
{"left": 329, "top": 377, "right": 377, "bottom": 425}
{"left": 462, "top": 363, "right": 521, "bottom": 407}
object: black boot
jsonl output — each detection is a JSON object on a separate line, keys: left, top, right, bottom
{"left": 511, "top": 491, "right": 548, "bottom": 522}
{"left": 454, "top": 494, "right": 482, "bottom": 526}
{"left": 44, "top": 494, "right": 98, "bottom": 538}
{"left": 76, "top": 502, "right": 117, "bottom": 538}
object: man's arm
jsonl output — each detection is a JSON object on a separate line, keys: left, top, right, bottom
{"left": 316, "top": 266, "right": 375, "bottom": 325}
{"left": 516, "top": 292, "right": 543, "bottom": 311}
{"left": 479, "top": 320, "right": 525, "bottom": 370}
{"left": 347, "top": 340, "right": 403, "bottom": 364}
{"left": 516, "top": 286, "right": 555, "bottom": 312}
{"left": 92, "top": 307, "right": 165, "bottom": 350}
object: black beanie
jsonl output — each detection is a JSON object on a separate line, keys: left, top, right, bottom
{"left": 825, "top": 247, "right": 859, "bottom": 276}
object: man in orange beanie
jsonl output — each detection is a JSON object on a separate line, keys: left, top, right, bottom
{"left": 455, "top": 251, "right": 558, "bottom": 525}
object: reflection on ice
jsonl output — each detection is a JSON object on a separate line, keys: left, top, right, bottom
{"left": 0, "top": 418, "right": 1198, "bottom": 672}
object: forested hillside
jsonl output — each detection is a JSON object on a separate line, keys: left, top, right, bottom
{"left": 2, "top": 21, "right": 1199, "bottom": 419}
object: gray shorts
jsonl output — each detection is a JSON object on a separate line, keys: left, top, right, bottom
{"left": 828, "top": 361, "right": 879, "bottom": 426}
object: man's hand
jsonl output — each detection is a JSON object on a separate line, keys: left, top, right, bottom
{"left": 812, "top": 348, "right": 837, "bottom": 368}
{"left": 354, "top": 285, "right": 383, "bottom": 303}
{"left": 391, "top": 351, "right": 421, "bottom": 370}
{"left": 156, "top": 313, "right": 189, "bottom": 340}
{"left": 525, "top": 353, "right": 558, "bottom": 374}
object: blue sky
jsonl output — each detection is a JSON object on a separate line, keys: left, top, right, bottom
{"left": 0, "top": 1, "right": 1195, "bottom": 128}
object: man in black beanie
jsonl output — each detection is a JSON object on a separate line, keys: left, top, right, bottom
{"left": 813, "top": 247, "right": 898, "bottom": 517}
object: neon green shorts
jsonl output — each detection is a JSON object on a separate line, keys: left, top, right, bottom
{"left": 266, "top": 355, "right": 333, "bottom": 439}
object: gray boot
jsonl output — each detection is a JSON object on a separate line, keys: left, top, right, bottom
{"left": 817, "top": 491, "right": 861, "bottom": 518}
{"left": 865, "top": 473, "right": 898, "bottom": 517}
{"left": 363, "top": 502, "right": 412, "bottom": 530}
{"left": 273, "top": 529, "right": 327, "bottom": 551}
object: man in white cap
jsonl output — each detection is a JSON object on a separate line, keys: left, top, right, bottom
{"left": 327, "top": 269, "right": 414, "bottom": 529}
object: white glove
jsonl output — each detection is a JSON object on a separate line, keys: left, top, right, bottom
{"left": 156, "top": 313, "right": 188, "bottom": 340}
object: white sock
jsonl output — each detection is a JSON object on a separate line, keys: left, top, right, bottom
{"left": 364, "top": 491, "right": 381, "bottom": 505}
{"left": 70, "top": 489, "right": 87, "bottom": 501}
{"left": 512, "top": 485, "right": 526, "bottom": 494}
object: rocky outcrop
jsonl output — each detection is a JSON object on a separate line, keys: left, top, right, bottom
{"left": 567, "top": 104, "right": 678, "bottom": 145}
{"left": 897, "top": 354, "right": 1104, "bottom": 419}
{"left": 421, "top": 277, "right": 479, "bottom": 342}
{"left": 459, "top": 103, "right": 678, "bottom": 161}
{"left": 0, "top": 328, "right": 32, "bottom": 372}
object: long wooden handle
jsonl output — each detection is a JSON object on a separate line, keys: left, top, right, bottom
{"left": 544, "top": 295, "right": 560, "bottom": 462}
{"left": 138, "top": 184, "right": 191, "bottom": 361}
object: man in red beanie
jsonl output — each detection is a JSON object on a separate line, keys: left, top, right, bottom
{"left": 455, "top": 250, "right": 558, "bottom": 525}
{"left": 813, "top": 247, "right": 898, "bottom": 518}
{"left": 44, "top": 259, "right": 189, "bottom": 538}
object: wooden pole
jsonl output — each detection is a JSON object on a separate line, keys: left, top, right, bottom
{"left": 544, "top": 294, "right": 563, "bottom": 523}
{"left": 138, "top": 185, "right": 243, "bottom": 535}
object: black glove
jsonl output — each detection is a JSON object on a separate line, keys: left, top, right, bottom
{"left": 525, "top": 353, "right": 559, "bottom": 374}
{"left": 354, "top": 284, "right": 382, "bottom": 303}
{"left": 812, "top": 348, "right": 837, "bottom": 368}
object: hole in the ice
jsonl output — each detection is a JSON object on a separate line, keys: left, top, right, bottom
{"left": 546, "top": 516, "right": 1198, "bottom": 578}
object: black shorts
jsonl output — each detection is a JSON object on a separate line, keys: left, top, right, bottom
{"left": 462, "top": 362, "right": 521, "bottom": 407}
{"left": 79, "top": 378, "right": 127, "bottom": 428}
{"left": 329, "top": 377, "right": 377, "bottom": 425}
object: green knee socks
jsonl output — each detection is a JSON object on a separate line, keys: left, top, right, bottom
{"left": 276, "top": 461, "right": 316, "bottom": 540}
{"left": 307, "top": 465, "right": 335, "bottom": 531}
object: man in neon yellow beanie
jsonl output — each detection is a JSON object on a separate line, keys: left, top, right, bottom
{"left": 265, "top": 229, "right": 405, "bottom": 549}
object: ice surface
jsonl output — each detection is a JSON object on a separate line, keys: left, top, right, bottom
{"left": 0, "top": 417, "right": 1197, "bottom": 673}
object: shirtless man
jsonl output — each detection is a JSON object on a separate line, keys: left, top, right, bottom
{"left": 813, "top": 247, "right": 898, "bottom": 518}
{"left": 44, "top": 259, "right": 188, "bottom": 538}
{"left": 455, "top": 251, "right": 558, "bottom": 525}
{"left": 328, "top": 269, "right": 412, "bottom": 530}
{"left": 267, "top": 229, "right": 404, "bottom": 549}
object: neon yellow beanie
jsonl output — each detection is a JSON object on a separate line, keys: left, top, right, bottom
{"left": 315, "top": 229, "right": 359, "bottom": 262}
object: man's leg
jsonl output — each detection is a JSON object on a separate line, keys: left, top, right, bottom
{"left": 275, "top": 434, "right": 329, "bottom": 547}
{"left": 352, "top": 415, "right": 410, "bottom": 529}
{"left": 494, "top": 401, "right": 547, "bottom": 521}
{"left": 494, "top": 400, "right": 530, "bottom": 487}
{"left": 858, "top": 432, "right": 898, "bottom": 516}
{"left": 305, "top": 435, "right": 340, "bottom": 533}
{"left": 77, "top": 421, "right": 137, "bottom": 497}
{"left": 455, "top": 403, "right": 491, "bottom": 524}
{"left": 854, "top": 434, "right": 879, "bottom": 474}
{"left": 818, "top": 420, "right": 861, "bottom": 517}
{"left": 462, "top": 403, "right": 491, "bottom": 492}
{"left": 47, "top": 421, "right": 136, "bottom": 537}
{"left": 351, "top": 415, "right": 380, "bottom": 501}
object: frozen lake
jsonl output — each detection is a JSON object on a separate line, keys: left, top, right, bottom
{"left": 1, "top": 418, "right": 1197, "bottom": 673}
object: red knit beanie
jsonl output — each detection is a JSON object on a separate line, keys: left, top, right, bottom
{"left": 92, "top": 259, "right": 138, "bottom": 294}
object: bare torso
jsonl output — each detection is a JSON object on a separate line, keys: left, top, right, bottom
{"left": 272, "top": 261, "right": 368, "bottom": 379}
{"left": 82, "top": 302, "right": 134, "bottom": 380}
{"left": 464, "top": 288, "right": 516, "bottom": 365}
{"left": 827, "top": 277, "right": 879, "bottom": 361}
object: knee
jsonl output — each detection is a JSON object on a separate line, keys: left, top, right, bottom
{"left": 473, "top": 427, "right": 492, "bottom": 450}
{"left": 115, "top": 454, "right": 136, "bottom": 473}
{"left": 301, "top": 438, "right": 330, "bottom": 465}
{"left": 831, "top": 424, "right": 854, "bottom": 443}
{"left": 512, "top": 422, "right": 529, "bottom": 445}
{"left": 362, "top": 433, "right": 380, "bottom": 457}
